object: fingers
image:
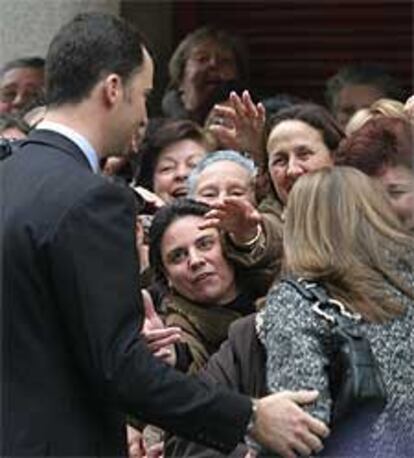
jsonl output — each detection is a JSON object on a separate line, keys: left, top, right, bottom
{"left": 148, "top": 332, "right": 181, "bottom": 352}
{"left": 203, "top": 208, "right": 232, "bottom": 225}
{"left": 204, "top": 208, "right": 226, "bottom": 220}
{"left": 291, "top": 440, "right": 311, "bottom": 457}
{"left": 286, "top": 413, "right": 325, "bottom": 457}
{"left": 296, "top": 429, "right": 324, "bottom": 455}
{"left": 143, "top": 327, "right": 182, "bottom": 347}
{"left": 304, "top": 412, "right": 330, "bottom": 439}
{"left": 207, "top": 199, "right": 246, "bottom": 213}
{"left": 230, "top": 90, "right": 262, "bottom": 121}
{"left": 132, "top": 186, "right": 165, "bottom": 208}
{"left": 207, "top": 124, "right": 239, "bottom": 151}
{"left": 200, "top": 201, "right": 261, "bottom": 235}
{"left": 154, "top": 345, "right": 177, "bottom": 366}
{"left": 278, "top": 447, "right": 296, "bottom": 458}
{"left": 282, "top": 390, "right": 329, "bottom": 437}
{"left": 257, "top": 102, "right": 266, "bottom": 121}
{"left": 142, "top": 289, "right": 157, "bottom": 320}
{"left": 198, "top": 216, "right": 221, "bottom": 230}
{"left": 202, "top": 208, "right": 237, "bottom": 233}
{"left": 222, "top": 197, "right": 262, "bottom": 219}
{"left": 154, "top": 348, "right": 174, "bottom": 360}
{"left": 241, "top": 90, "right": 259, "bottom": 118}
{"left": 230, "top": 91, "right": 249, "bottom": 118}
{"left": 284, "top": 389, "right": 319, "bottom": 405}
{"left": 213, "top": 198, "right": 262, "bottom": 224}
{"left": 253, "top": 391, "right": 328, "bottom": 457}
{"left": 210, "top": 104, "right": 238, "bottom": 124}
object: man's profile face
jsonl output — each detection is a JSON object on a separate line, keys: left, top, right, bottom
{"left": 112, "top": 47, "right": 154, "bottom": 156}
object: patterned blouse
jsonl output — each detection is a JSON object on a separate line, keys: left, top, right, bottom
{"left": 257, "top": 258, "right": 414, "bottom": 457}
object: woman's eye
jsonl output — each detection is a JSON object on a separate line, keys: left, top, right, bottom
{"left": 201, "top": 192, "right": 215, "bottom": 198}
{"left": 200, "top": 189, "right": 216, "bottom": 198}
{"left": 271, "top": 157, "right": 286, "bottom": 167}
{"left": 387, "top": 189, "right": 406, "bottom": 199}
{"left": 229, "top": 189, "right": 246, "bottom": 197}
{"left": 158, "top": 165, "right": 174, "bottom": 174}
{"left": 198, "top": 237, "right": 214, "bottom": 250}
{"left": 297, "top": 150, "right": 312, "bottom": 160}
{"left": 193, "top": 54, "right": 209, "bottom": 64}
{"left": 169, "top": 250, "right": 186, "bottom": 264}
{"left": 0, "top": 91, "right": 16, "bottom": 102}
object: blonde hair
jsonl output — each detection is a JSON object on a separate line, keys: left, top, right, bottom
{"left": 283, "top": 166, "right": 414, "bottom": 322}
{"left": 346, "top": 98, "right": 408, "bottom": 135}
{"left": 404, "top": 94, "right": 414, "bottom": 120}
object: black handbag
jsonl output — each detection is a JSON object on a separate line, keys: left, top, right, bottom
{"left": 284, "top": 278, "right": 387, "bottom": 451}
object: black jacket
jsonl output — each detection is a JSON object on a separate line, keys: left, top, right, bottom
{"left": 1, "top": 129, "right": 251, "bottom": 456}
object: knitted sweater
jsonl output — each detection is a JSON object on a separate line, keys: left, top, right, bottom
{"left": 258, "top": 255, "right": 414, "bottom": 457}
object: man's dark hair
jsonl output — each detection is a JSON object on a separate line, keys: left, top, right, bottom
{"left": 149, "top": 199, "right": 210, "bottom": 288}
{"left": 46, "top": 13, "right": 148, "bottom": 106}
{"left": 0, "top": 57, "right": 45, "bottom": 79}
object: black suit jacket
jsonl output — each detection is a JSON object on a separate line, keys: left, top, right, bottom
{"left": 1, "top": 129, "right": 251, "bottom": 456}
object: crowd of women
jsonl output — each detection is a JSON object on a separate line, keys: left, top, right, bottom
{"left": 1, "top": 23, "right": 414, "bottom": 458}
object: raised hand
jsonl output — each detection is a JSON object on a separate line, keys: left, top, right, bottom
{"left": 200, "top": 197, "right": 262, "bottom": 245}
{"left": 141, "top": 290, "right": 181, "bottom": 366}
{"left": 208, "top": 90, "right": 266, "bottom": 165}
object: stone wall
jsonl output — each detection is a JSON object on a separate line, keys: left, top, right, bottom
{"left": 0, "top": 0, "right": 120, "bottom": 66}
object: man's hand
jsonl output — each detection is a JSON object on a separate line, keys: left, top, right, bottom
{"left": 251, "top": 390, "right": 329, "bottom": 458}
{"left": 200, "top": 197, "right": 262, "bottom": 245}
{"left": 141, "top": 290, "right": 181, "bottom": 366}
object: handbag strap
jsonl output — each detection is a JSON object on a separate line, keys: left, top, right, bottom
{"left": 283, "top": 278, "right": 362, "bottom": 326}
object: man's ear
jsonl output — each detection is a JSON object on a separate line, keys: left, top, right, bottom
{"left": 102, "top": 73, "right": 123, "bottom": 107}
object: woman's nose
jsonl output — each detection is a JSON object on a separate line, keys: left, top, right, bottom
{"left": 188, "top": 248, "right": 204, "bottom": 269}
{"left": 174, "top": 164, "right": 190, "bottom": 180}
{"left": 286, "top": 158, "right": 304, "bottom": 178}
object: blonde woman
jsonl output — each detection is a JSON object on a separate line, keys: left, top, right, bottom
{"left": 345, "top": 97, "right": 408, "bottom": 134}
{"left": 259, "top": 167, "right": 414, "bottom": 456}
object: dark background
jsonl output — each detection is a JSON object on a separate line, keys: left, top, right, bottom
{"left": 122, "top": 0, "right": 413, "bottom": 112}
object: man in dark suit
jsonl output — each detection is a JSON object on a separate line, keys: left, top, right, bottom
{"left": 1, "top": 13, "right": 328, "bottom": 457}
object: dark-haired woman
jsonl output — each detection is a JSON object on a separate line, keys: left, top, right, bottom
{"left": 146, "top": 198, "right": 265, "bottom": 373}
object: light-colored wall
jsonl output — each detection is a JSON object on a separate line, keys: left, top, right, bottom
{"left": 0, "top": 0, "right": 120, "bottom": 67}
{"left": 0, "top": 0, "right": 174, "bottom": 114}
